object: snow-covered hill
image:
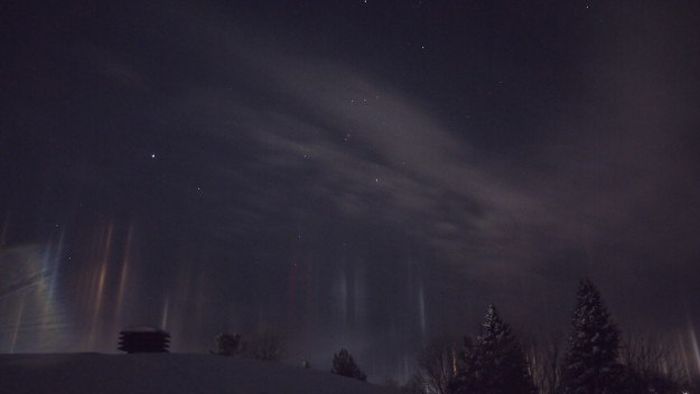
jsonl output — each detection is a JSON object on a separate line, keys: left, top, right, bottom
{"left": 0, "top": 353, "right": 395, "bottom": 394}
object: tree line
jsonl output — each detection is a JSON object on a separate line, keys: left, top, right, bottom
{"left": 401, "top": 279, "right": 694, "bottom": 394}
{"left": 208, "top": 279, "right": 696, "bottom": 393}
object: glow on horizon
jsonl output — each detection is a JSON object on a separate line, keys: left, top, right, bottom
{"left": 0, "top": 240, "right": 68, "bottom": 353}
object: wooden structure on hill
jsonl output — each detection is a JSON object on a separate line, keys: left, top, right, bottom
{"left": 118, "top": 326, "right": 170, "bottom": 353}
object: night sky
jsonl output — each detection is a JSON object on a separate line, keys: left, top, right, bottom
{"left": 2, "top": 0, "right": 700, "bottom": 380}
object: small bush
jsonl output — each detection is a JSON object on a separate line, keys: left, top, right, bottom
{"left": 331, "top": 348, "right": 367, "bottom": 382}
{"left": 213, "top": 332, "right": 243, "bottom": 356}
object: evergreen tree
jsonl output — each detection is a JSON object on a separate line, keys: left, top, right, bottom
{"left": 331, "top": 348, "right": 367, "bottom": 381}
{"left": 561, "top": 279, "right": 622, "bottom": 394}
{"left": 449, "top": 336, "right": 477, "bottom": 394}
{"left": 213, "top": 332, "right": 242, "bottom": 356}
{"left": 450, "top": 305, "right": 536, "bottom": 394}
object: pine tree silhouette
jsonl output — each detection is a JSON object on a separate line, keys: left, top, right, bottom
{"left": 450, "top": 304, "right": 535, "bottom": 394}
{"left": 331, "top": 348, "right": 367, "bottom": 382}
{"left": 561, "top": 279, "right": 622, "bottom": 394}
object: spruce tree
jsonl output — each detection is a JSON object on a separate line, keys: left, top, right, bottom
{"left": 331, "top": 348, "right": 367, "bottom": 381}
{"left": 561, "top": 279, "right": 622, "bottom": 394}
{"left": 213, "top": 332, "right": 242, "bottom": 356}
{"left": 450, "top": 304, "right": 535, "bottom": 394}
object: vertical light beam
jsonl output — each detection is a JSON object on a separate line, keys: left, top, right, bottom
{"left": 114, "top": 225, "right": 134, "bottom": 323}
{"left": 160, "top": 296, "right": 170, "bottom": 330}
{"left": 9, "top": 295, "right": 26, "bottom": 353}
{"left": 418, "top": 283, "right": 427, "bottom": 340}
{"left": 688, "top": 321, "right": 700, "bottom": 375}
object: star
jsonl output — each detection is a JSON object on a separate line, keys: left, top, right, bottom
{"left": 151, "top": 153, "right": 157, "bottom": 159}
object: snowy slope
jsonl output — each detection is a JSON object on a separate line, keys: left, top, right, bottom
{"left": 0, "top": 353, "right": 395, "bottom": 394}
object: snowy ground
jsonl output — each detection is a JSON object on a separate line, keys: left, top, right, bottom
{"left": 0, "top": 353, "right": 396, "bottom": 394}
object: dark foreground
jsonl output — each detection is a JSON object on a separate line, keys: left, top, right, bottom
{"left": 0, "top": 353, "right": 394, "bottom": 394}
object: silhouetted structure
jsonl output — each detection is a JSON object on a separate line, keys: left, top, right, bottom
{"left": 118, "top": 326, "right": 170, "bottom": 353}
